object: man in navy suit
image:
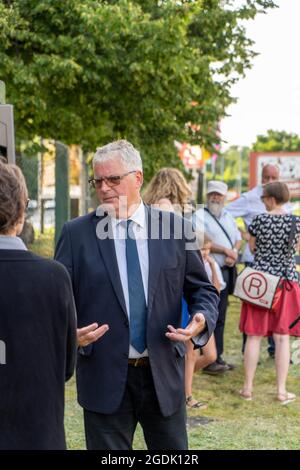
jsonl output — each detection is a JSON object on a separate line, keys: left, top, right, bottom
{"left": 55, "top": 140, "right": 219, "bottom": 450}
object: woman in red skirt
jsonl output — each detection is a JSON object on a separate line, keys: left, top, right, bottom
{"left": 239, "top": 181, "right": 300, "bottom": 404}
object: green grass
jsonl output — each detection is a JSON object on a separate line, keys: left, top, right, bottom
{"left": 31, "top": 232, "right": 300, "bottom": 450}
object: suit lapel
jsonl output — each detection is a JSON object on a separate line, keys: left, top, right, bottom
{"left": 146, "top": 205, "right": 163, "bottom": 316}
{"left": 92, "top": 214, "right": 128, "bottom": 318}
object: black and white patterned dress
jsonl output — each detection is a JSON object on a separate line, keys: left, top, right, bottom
{"left": 249, "top": 213, "right": 300, "bottom": 282}
{"left": 239, "top": 213, "right": 300, "bottom": 336}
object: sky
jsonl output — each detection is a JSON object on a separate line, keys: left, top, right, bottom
{"left": 221, "top": 0, "right": 300, "bottom": 148}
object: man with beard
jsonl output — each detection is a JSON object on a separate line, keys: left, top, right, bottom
{"left": 197, "top": 181, "right": 242, "bottom": 374}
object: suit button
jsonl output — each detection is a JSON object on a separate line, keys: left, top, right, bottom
{"left": 124, "top": 320, "right": 129, "bottom": 327}
{"left": 123, "top": 353, "right": 128, "bottom": 358}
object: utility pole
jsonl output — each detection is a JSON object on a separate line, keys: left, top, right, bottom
{"left": 55, "top": 141, "right": 70, "bottom": 245}
{"left": 0, "top": 80, "right": 15, "bottom": 164}
{"left": 197, "top": 168, "right": 204, "bottom": 204}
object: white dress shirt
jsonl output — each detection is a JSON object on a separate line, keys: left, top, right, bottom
{"left": 110, "top": 201, "right": 149, "bottom": 358}
{"left": 203, "top": 208, "right": 242, "bottom": 268}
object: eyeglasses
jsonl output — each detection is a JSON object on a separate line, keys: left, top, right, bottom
{"left": 88, "top": 171, "right": 136, "bottom": 189}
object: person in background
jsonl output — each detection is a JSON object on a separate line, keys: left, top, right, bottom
{"left": 184, "top": 235, "right": 225, "bottom": 408}
{"left": 55, "top": 143, "right": 219, "bottom": 450}
{"left": 0, "top": 162, "right": 77, "bottom": 450}
{"left": 144, "top": 169, "right": 219, "bottom": 409}
{"left": 227, "top": 163, "right": 292, "bottom": 357}
{"left": 239, "top": 182, "right": 300, "bottom": 404}
{"left": 143, "top": 167, "right": 193, "bottom": 215}
{"left": 194, "top": 181, "right": 242, "bottom": 374}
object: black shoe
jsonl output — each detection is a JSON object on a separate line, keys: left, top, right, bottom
{"left": 217, "top": 357, "right": 236, "bottom": 370}
{"left": 202, "top": 362, "right": 229, "bottom": 375}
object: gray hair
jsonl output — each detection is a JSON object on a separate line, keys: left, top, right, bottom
{"left": 93, "top": 140, "right": 143, "bottom": 172}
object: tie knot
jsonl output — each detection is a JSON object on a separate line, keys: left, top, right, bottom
{"left": 126, "top": 219, "right": 134, "bottom": 239}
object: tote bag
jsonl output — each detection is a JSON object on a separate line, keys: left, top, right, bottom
{"left": 233, "top": 216, "right": 297, "bottom": 310}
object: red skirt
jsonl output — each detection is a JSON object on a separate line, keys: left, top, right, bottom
{"left": 239, "top": 280, "right": 300, "bottom": 336}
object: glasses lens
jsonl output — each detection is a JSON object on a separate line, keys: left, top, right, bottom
{"left": 90, "top": 171, "right": 134, "bottom": 189}
{"left": 106, "top": 176, "right": 122, "bottom": 187}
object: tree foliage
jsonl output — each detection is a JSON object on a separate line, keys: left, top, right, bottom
{"left": 252, "top": 129, "right": 300, "bottom": 152}
{"left": 0, "top": 0, "right": 276, "bottom": 180}
{"left": 210, "top": 145, "right": 250, "bottom": 191}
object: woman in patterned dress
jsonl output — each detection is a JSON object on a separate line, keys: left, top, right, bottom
{"left": 239, "top": 182, "right": 300, "bottom": 404}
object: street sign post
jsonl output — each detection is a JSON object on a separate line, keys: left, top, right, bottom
{"left": 0, "top": 104, "right": 16, "bottom": 163}
{"left": 0, "top": 81, "right": 16, "bottom": 164}
{"left": 0, "top": 81, "right": 5, "bottom": 104}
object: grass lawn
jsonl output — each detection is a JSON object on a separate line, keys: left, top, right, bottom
{"left": 30, "top": 231, "right": 300, "bottom": 450}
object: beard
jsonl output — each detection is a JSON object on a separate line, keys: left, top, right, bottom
{"left": 207, "top": 201, "right": 223, "bottom": 218}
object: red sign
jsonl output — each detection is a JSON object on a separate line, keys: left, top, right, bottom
{"left": 249, "top": 152, "right": 300, "bottom": 198}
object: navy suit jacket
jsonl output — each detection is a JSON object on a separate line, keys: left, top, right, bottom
{"left": 55, "top": 205, "right": 219, "bottom": 417}
{"left": 0, "top": 251, "right": 76, "bottom": 450}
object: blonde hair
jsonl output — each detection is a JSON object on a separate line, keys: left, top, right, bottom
{"left": 0, "top": 162, "right": 28, "bottom": 234}
{"left": 143, "top": 168, "right": 192, "bottom": 209}
{"left": 203, "top": 233, "right": 212, "bottom": 246}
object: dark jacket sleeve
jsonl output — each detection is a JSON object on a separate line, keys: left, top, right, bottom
{"left": 54, "top": 224, "right": 77, "bottom": 379}
{"left": 64, "top": 272, "right": 77, "bottom": 382}
{"left": 54, "top": 223, "right": 73, "bottom": 280}
{"left": 183, "top": 247, "right": 219, "bottom": 348}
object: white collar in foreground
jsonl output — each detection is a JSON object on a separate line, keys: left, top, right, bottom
{"left": 0, "top": 235, "right": 28, "bottom": 251}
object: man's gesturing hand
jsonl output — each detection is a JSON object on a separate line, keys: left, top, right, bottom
{"left": 165, "top": 313, "right": 206, "bottom": 342}
{"left": 77, "top": 323, "right": 109, "bottom": 347}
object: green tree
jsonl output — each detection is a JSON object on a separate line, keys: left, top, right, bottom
{"left": 212, "top": 145, "right": 250, "bottom": 191}
{"left": 253, "top": 129, "right": 300, "bottom": 152}
{"left": 0, "top": 0, "right": 276, "bottom": 181}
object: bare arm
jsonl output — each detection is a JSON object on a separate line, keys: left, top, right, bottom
{"left": 210, "top": 242, "right": 237, "bottom": 261}
{"left": 240, "top": 229, "right": 250, "bottom": 242}
{"left": 249, "top": 235, "right": 256, "bottom": 254}
{"left": 207, "top": 257, "right": 221, "bottom": 293}
{"left": 234, "top": 240, "right": 242, "bottom": 251}
{"left": 297, "top": 235, "right": 300, "bottom": 251}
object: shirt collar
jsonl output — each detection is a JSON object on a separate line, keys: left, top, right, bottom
{"left": 0, "top": 235, "right": 28, "bottom": 251}
{"left": 111, "top": 200, "right": 146, "bottom": 230}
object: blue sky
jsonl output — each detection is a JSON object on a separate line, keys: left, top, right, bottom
{"left": 221, "top": 0, "right": 300, "bottom": 148}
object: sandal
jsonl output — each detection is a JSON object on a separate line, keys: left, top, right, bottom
{"left": 186, "top": 395, "right": 208, "bottom": 409}
{"left": 277, "top": 392, "right": 296, "bottom": 405}
{"left": 238, "top": 389, "right": 252, "bottom": 401}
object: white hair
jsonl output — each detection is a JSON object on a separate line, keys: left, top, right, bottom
{"left": 93, "top": 140, "right": 143, "bottom": 172}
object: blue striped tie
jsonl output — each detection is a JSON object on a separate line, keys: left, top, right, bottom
{"left": 126, "top": 220, "right": 147, "bottom": 353}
